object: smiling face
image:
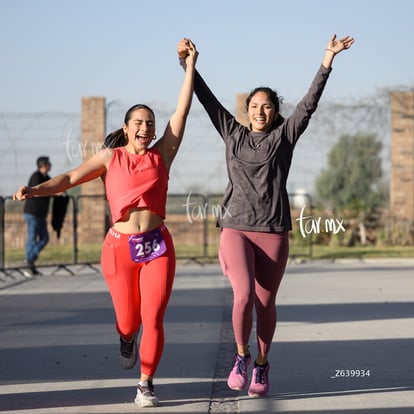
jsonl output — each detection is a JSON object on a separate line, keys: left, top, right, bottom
{"left": 247, "top": 91, "right": 278, "bottom": 133}
{"left": 123, "top": 108, "right": 156, "bottom": 154}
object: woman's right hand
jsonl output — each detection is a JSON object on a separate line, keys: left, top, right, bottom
{"left": 13, "top": 186, "right": 32, "bottom": 201}
{"left": 185, "top": 39, "right": 198, "bottom": 67}
{"left": 177, "top": 38, "right": 198, "bottom": 67}
{"left": 177, "top": 38, "right": 189, "bottom": 58}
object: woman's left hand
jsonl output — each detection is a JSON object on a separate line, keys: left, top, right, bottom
{"left": 326, "top": 34, "right": 355, "bottom": 54}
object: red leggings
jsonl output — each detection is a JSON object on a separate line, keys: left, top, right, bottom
{"left": 101, "top": 224, "right": 176, "bottom": 377}
{"left": 219, "top": 228, "right": 289, "bottom": 355}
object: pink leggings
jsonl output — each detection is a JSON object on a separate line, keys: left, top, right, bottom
{"left": 101, "top": 225, "right": 176, "bottom": 377}
{"left": 219, "top": 228, "right": 289, "bottom": 355}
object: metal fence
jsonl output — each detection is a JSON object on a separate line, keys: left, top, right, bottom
{"left": 0, "top": 193, "right": 313, "bottom": 274}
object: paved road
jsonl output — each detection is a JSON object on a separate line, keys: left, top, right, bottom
{"left": 0, "top": 259, "right": 413, "bottom": 413}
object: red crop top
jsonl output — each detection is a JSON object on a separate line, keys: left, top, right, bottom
{"left": 105, "top": 147, "right": 169, "bottom": 224}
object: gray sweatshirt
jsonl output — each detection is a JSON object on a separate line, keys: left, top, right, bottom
{"left": 193, "top": 64, "right": 332, "bottom": 232}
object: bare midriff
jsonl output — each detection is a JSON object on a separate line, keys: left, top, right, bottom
{"left": 112, "top": 207, "right": 164, "bottom": 234}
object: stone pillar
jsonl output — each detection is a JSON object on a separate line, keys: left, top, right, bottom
{"left": 78, "top": 97, "right": 107, "bottom": 243}
{"left": 81, "top": 96, "right": 106, "bottom": 189}
{"left": 236, "top": 93, "right": 249, "bottom": 127}
{"left": 390, "top": 91, "right": 414, "bottom": 221}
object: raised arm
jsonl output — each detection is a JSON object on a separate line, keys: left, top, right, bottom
{"left": 13, "top": 148, "right": 112, "bottom": 201}
{"left": 322, "top": 34, "right": 355, "bottom": 68}
{"left": 285, "top": 33, "right": 355, "bottom": 146}
{"left": 155, "top": 39, "right": 198, "bottom": 172}
{"left": 177, "top": 39, "right": 240, "bottom": 141}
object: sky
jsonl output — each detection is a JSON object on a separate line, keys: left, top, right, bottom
{"left": 1, "top": 0, "right": 413, "bottom": 197}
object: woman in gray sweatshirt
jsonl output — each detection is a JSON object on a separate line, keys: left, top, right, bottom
{"left": 178, "top": 34, "right": 354, "bottom": 397}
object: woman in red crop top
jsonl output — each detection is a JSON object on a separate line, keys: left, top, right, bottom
{"left": 13, "top": 39, "right": 198, "bottom": 408}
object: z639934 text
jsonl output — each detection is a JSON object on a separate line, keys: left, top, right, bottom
{"left": 331, "top": 369, "right": 371, "bottom": 379}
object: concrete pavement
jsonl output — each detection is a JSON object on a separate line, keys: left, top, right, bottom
{"left": 0, "top": 259, "right": 413, "bottom": 413}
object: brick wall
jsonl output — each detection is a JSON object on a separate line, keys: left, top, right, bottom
{"left": 236, "top": 93, "right": 249, "bottom": 127}
{"left": 390, "top": 92, "right": 414, "bottom": 221}
{"left": 78, "top": 97, "right": 107, "bottom": 243}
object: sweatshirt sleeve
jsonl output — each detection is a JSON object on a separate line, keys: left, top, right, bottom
{"left": 285, "top": 64, "right": 332, "bottom": 146}
{"left": 192, "top": 68, "right": 240, "bottom": 141}
{"left": 179, "top": 54, "right": 240, "bottom": 140}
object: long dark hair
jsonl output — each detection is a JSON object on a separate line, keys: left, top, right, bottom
{"left": 103, "top": 104, "right": 155, "bottom": 148}
{"left": 245, "top": 87, "right": 284, "bottom": 129}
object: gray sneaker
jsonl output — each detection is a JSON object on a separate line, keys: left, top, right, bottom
{"left": 119, "top": 331, "right": 138, "bottom": 370}
{"left": 135, "top": 380, "right": 159, "bottom": 407}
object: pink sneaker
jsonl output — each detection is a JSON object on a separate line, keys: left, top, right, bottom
{"left": 227, "top": 353, "right": 251, "bottom": 390}
{"left": 248, "top": 362, "right": 270, "bottom": 397}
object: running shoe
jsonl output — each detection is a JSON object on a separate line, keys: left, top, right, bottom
{"left": 23, "top": 260, "right": 40, "bottom": 277}
{"left": 248, "top": 361, "right": 270, "bottom": 397}
{"left": 135, "top": 380, "right": 159, "bottom": 407}
{"left": 119, "top": 331, "right": 138, "bottom": 370}
{"left": 227, "top": 353, "right": 251, "bottom": 390}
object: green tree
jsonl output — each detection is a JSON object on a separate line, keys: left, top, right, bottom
{"left": 315, "top": 133, "right": 384, "bottom": 211}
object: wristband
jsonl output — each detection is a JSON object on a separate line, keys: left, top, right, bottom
{"left": 325, "top": 48, "right": 336, "bottom": 55}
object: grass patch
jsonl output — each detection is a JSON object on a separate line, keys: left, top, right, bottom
{"left": 4, "top": 243, "right": 414, "bottom": 268}
{"left": 290, "top": 244, "right": 414, "bottom": 259}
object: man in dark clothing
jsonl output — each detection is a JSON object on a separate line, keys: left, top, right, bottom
{"left": 23, "top": 156, "right": 52, "bottom": 275}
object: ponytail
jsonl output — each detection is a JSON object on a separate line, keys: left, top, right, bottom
{"left": 102, "top": 128, "right": 127, "bottom": 149}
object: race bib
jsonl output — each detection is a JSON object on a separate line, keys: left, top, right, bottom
{"left": 128, "top": 227, "right": 167, "bottom": 263}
